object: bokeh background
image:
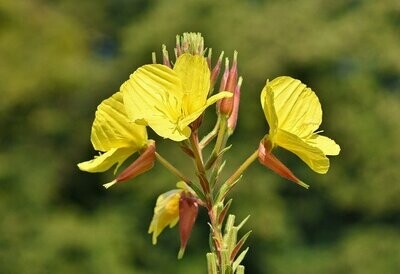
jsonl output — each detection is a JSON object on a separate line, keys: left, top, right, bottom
{"left": 1, "top": 0, "right": 399, "bottom": 273}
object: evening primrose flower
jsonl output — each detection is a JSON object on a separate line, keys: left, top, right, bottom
{"left": 122, "top": 53, "right": 232, "bottom": 141}
{"left": 261, "top": 76, "right": 340, "bottom": 175}
{"left": 77, "top": 92, "right": 149, "bottom": 186}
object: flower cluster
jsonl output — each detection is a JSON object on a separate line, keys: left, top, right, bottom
{"left": 78, "top": 32, "right": 340, "bottom": 273}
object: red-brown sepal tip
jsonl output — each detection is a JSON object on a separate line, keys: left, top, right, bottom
{"left": 258, "top": 139, "right": 309, "bottom": 189}
{"left": 116, "top": 141, "right": 156, "bottom": 183}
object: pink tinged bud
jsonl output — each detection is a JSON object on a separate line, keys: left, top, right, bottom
{"left": 210, "top": 51, "right": 224, "bottom": 91}
{"left": 219, "top": 58, "right": 230, "bottom": 92}
{"left": 207, "top": 48, "right": 212, "bottom": 69}
{"left": 258, "top": 139, "right": 309, "bottom": 189}
{"left": 177, "top": 193, "right": 199, "bottom": 259}
{"left": 103, "top": 141, "right": 156, "bottom": 189}
{"left": 162, "top": 45, "right": 171, "bottom": 68}
{"left": 219, "top": 51, "right": 238, "bottom": 116}
{"left": 216, "top": 58, "right": 230, "bottom": 112}
{"left": 227, "top": 76, "right": 243, "bottom": 132}
{"left": 226, "top": 51, "right": 238, "bottom": 92}
{"left": 175, "top": 35, "right": 182, "bottom": 57}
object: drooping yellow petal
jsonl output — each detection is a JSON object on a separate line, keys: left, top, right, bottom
{"left": 306, "top": 134, "right": 341, "bottom": 156}
{"left": 122, "top": 64, "right": 188, "bottom": 141}
{"left": 77, "top": 147, "right": 136, "bottom": 173}
{"left": 266, "top": 76, "right": 322, "bottom": 138}
{"left": 148, "top": 190, "right": 181, "bottom": 245}
{"left": 91, "top": 92, "right": 147, "bottom": 152}
{"left": 275, "top": 129, "right": 330, "bottom": 174}
{"left": 174, "top": 54, "right": 210, "bottom": 114}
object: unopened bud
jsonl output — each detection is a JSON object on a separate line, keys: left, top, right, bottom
{"left": 103, "top": 141, "right": 156, "bottom": 189}
{"left": 162, "top": 45, "right": 171, "bottom": 68}
{"left": 178, "top": 192, "right": 199, "bottom": 259}
{"left": 258, "top": 138, "right": 309, "bottom": 189}
{"left": 219, "top": 51, "right": 238, "bottom": 116}
{"left": 210, "top": 51, "right": 224, "bottom": 92}
{"left": 207, "top": 48, "right": 212, "bottom": 69}
{"left": 227, "top": 76, "right": 243, "bottom": 133}
{"left": 177, "top": 32, "right": 204, "bottom": 55}
{"left": 175, "top": 35, "right": 182, "bottom": 57}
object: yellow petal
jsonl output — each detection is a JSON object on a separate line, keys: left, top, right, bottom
{"left": 174, "top": 54, "right": 211, "bottom": 115}
{"left": 261, "top": 81, "right": 278, "bottom": 135}
{"left": 122, "top": 64, "right": 186, "bottom": 141}
{"left": 77, "top": 147, "right": 136, "bottom": 173}
{"left": 91, "top": 92, "right": 147, "bottom": 152}
{"left": 275, "top": 129, "right": 330, "bottom": 174}
{"left": 266, "top": 76, "right": 322, "bottom": 138}
{"left": 180, "top": 91, "right": 232, "bottom": 127}
{"left": 306, "top": 134, "right": 341, "bottom": 156}
{"left": 148, "top": 190, "right": 181, "bottom": 245}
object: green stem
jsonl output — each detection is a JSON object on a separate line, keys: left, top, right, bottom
{"left": 189, "top": 133, "right": 206, "bottom": 175}
{"left": 155, "top": 152, "right": 191, "bottom": 184}
{"left": 225, "top": 149, "right": 258, "bottom": 186}
{"left": 200, "top": 116, "right": 220, "bottom": 149}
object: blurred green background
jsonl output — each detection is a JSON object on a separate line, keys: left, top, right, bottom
{"left": 1, "top": 0, "right": 399, "bottom": 273}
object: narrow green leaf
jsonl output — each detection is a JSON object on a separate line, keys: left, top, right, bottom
{"left": 233, "top": 248, "right": 249, "bottom": 272}
{"left": 237, "top": 215, "right": 250, "bottom": 230}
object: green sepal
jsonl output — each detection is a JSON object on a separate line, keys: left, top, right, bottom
{"left": 230, "top": 230, "right": 252, "bottom": 261}
{"left": 207, "top": 253, "right": 218, "bottom": 274}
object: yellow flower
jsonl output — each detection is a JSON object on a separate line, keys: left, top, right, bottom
{"left": 122, "top": 53, "right": 232, "bottom": 141}
{"left": 148, "top": 182, "right": 192, "bottom": 245}
{"left": 261, "top": 76, "right": 340, "bottom": 174}
{"left": 77, "top": 92, "right": 148, "bottom": 173}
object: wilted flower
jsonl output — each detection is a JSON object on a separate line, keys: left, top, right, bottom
{"left": 260, "top": 76, "right": 340, "bottom": 177}
{"left": 122, "top": 53, "right": 232, "bottom": 141}
{"left": 148, "top": 182, "right": 197, "bottom": 246}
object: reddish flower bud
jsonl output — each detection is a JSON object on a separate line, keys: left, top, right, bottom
{"left": 219, "top": 51, "right": 238, "bottom": 116}
{"left": 227, "top": 76, "right": 243, "bottom": 133}
{"left": 258, "top": 138, "right": 309, "bottom": 189}
{"left": 219, "top": 58, "right": 230, "bottom": 92}
{"left": 210, "top": 51, "right": 224, "bottom": 91}
{"left": 178, "top": 192, "right": 199, "bottom": 259}
{"left": 103, "top": 141, "right": 156, "bottom": 188}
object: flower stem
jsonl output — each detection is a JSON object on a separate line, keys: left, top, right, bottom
{"left": 155, "top": 152, "right": 191, "bottom": 184}
{"left": 225, "top": 149, "right": 258, "bottom": 186}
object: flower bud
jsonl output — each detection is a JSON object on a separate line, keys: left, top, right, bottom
{"left": 175, "top": 32, "right": 204, "bottom": 56}
{"left": 175, "top": 34, "right": 182, "bottom": 57}
{"left": 258, "top": 138, "right": 309, "bottom": 189}
{"left": 210, "top": 51, "right": 224, "bottom": 91}
{"left": 227, "top": 76, "right": 243, "bottom": 133}
{"left": 103, "top": 141, "right": 156, "bottom": 188}
{"left": 162, "top": 44, "right": 171, "bottom": 68}
{"left": 219, "top": 51, "right": 238, "bottom": 116}
{"left": 178, "top": 192, "right": 199, "bottom": 259}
